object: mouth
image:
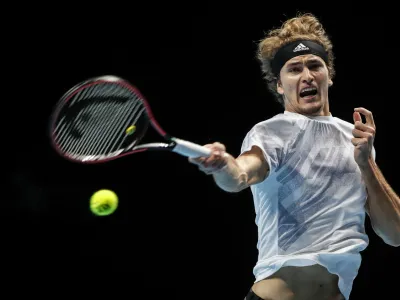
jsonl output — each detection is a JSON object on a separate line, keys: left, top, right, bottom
{"left": 299, "top": 87, "right": 318, "bottom": 100}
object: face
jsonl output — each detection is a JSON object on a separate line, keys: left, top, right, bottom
{"left": 277, "top": 54, "right": 333, "bottom": 116}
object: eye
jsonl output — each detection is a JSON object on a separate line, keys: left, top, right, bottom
{"left": 308, "top": 63, "right": 322, "bottom": 70}
{"left": 289, "top": 67, "right": 302, "bottom": 73}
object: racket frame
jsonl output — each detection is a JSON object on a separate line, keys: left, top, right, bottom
{"left": 49, "top": 75, "right": 211, "bottom": 164}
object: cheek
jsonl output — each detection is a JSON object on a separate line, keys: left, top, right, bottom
{"left": 315, "top": 72, "right": 329, "bottom": 83}
{"left": 287, "top": 83, "right": 297, "bottom": 94}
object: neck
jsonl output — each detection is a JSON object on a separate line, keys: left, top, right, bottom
{"left": 285, "top": 100, "right": 330, "bottom": 117}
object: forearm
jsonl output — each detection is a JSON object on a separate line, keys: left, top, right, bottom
{"left": 361, "top": 157, "right": 400, "bottom": 246}
{"left": 212, "top": 154, "right": 249, "bottom": 193}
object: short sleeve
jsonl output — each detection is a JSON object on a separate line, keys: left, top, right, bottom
{"left": 240, "top": 123, "right": 285, "bottom": 174}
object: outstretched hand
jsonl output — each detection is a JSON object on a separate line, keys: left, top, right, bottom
{"left": 352, "top": 107, "right": 376, "bottom": 168}
{"left": 188, "top": 142, "right": 229, "bottom": 175}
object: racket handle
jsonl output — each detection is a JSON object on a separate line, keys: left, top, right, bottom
{"left": 171, "top": 138, "right": 212, "bottom": 158}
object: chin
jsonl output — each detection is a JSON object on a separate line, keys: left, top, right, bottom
{"left": 299, "top": 101, "right": 323, "bottom": 115}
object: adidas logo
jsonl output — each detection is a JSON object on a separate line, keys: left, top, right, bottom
{"left": 293, "top": 43, "right": 309, "bottom": 52}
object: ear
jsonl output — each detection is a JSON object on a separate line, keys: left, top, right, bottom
{"left": 328, "top": 79, "right": 333, "bottom": 87}
{"left": 277, "top": 80, "right": 284, "bottom": 95}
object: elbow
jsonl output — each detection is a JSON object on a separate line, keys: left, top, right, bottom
{"left": 383, "top": 238, "right": 400, "bottom": 247}
{"left": 217, "top": 181, "right": 248, "bottom": 193}
{"left": 219, "top": 187, "right": 241, "bottom": 193}
{"left": 383, "top": 230, "right": 400, "bottom": 247}
{"left": 386, "top": 229, "right": 400, "bottom": 247}
{"left": 215, "top": 175, "right": 249, "bottom": 193}
{"left": 370, "top": 218, "right": 400, "bottom": 247}
{"left": 228, "top": 186, "right": 248, "bottom": 193}
{"left": 231, "top": 174, "right": 250, "bottom": 193}
{"left": 377, "top": 230, "right": 400, "bottom": 247}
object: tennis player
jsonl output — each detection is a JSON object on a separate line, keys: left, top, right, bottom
{"left": 189, "top": 12, "right": 400, "bottom": 300}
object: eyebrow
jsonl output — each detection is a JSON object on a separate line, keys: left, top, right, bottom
{"left": 286, "top": 58, "right": 324, "bottom": 68}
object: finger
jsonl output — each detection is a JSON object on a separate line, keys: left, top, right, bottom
{"left": 354, "top": 107, "right": 375, "bottom": 127}
{"left": 209, "top": 142, "right": 226, "bottom": 152}
{"left": 199, "top": 162, "right": 226, "bottom": 174}
{"left": 189, "top": 142, "right": 223, "bottom": 162}
{"left": 354, "top": 121, "right": 376, "bottom": 134}
{"left": 352, "top": 128, "right": 374, "bottom": 139}
{"left": 202, "top": 144, "right": 217, "bottom": 149}
{"left": 188, "top": 143, "right": 215, "bottom": 163}
{"left": 351, "top": 137, "right": 368, "bottom": 147}
{"left": 203, "top": 151, "right": 229, "bottom": 169}
{"left": 353, "top": 111, "right": 362, "bottom": 123}
{"left": 205, "top": 148, "right": 227, "bottom": 164}
{"left": 188, "top": 156, "right": 206, "bottom": 165}
{"left": 202, "top": 154, "right": 220, "bottom": 168}
{"left": 198, "top": 162, "right": 224, "bottom": 173}
{"left": 209, "top": 158, "right": 227, "bottom": 169}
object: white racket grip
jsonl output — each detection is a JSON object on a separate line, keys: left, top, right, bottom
{"left": 171, "top": 138, "right": 212, "bottom": 158}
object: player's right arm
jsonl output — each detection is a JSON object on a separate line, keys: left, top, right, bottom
{"left": 188, "top": 142, "right": 269, "bottom": 192}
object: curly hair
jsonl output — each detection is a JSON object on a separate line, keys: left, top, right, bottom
{"left": 257, "top": 13, "right": 335, "bottom": 107}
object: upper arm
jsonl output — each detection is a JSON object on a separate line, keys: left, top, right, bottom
{"left": 236, "top": 145, "right": 270, "bottom": 186}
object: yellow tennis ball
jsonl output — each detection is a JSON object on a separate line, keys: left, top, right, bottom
{"left": 126, "top": 125, "right": 136, "bottom": 135}
{"left": 90, "top": 189, "right": 118, "bottom": 216}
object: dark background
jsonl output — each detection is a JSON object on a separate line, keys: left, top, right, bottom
{"left": 9, "top": 2, "right": 398, "bottom": 299}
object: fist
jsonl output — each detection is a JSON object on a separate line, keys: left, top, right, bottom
{"left": 188, "top": 142, "right": 228, "bottom": 175}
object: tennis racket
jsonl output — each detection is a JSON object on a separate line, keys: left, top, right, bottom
{"left": 49, "top": 75, "right": 212, "bottom": 163}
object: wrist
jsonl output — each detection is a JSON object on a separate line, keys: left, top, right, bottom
{"left": 359, "top": 157, "right": 375, "bottom": 177}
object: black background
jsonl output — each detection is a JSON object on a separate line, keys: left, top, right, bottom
{"left": 9, "top": 2, "right": 398, "bottom": 299}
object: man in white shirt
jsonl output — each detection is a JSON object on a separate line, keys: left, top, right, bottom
{"left": 189, "top": 12, "right": 400, "bottom": 300}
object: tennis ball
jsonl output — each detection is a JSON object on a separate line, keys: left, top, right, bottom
{"left": 126, "top": 125, "right": 136, "bottom": 135}
{"left": 90, "top": 189, "right": 118, "bottom": 216}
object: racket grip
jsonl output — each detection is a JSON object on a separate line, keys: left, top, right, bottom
{"left": 171, "top": 138, "right": 212, "bottom": 158}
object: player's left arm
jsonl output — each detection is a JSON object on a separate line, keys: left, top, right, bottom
{"left": 352, "top": 107, "right": 400, "bottom": 247}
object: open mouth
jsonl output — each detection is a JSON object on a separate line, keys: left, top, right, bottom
{"left": 299, "top": 87, "right": 318, "bottom": 99}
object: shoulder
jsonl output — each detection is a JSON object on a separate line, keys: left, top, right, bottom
{"left": 332, "top": 116, "right": 354, "bottom": 130}
{"left": 240, "top": 113, "right": 298, "bottom": 155}
{"left": 245, "top": 113, "right": 295, "bottom": 136}
{"left": 331, "top": 116, "right": 358, "bottom": 138}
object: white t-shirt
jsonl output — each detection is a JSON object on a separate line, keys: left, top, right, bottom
{"left": 240, "top": 111, "right": 376, "bottom": 300}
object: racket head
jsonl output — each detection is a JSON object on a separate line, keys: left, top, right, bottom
{"left": 49, "top": 75, "right": 165, "bottom": 163}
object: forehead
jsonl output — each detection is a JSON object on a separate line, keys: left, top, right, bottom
{"left": 284, "top": 54, "right": 324, "bottom": 66}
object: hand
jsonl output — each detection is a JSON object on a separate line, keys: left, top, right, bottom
{"left": 352, "top": 107, "right": 376, "bottom": 168}
{"left": 188, "top": 142, "right": 229, "bottom": 175}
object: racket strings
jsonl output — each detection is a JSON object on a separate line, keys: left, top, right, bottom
{"left": 87, "top": 99, "right": 145, "bottom": 156}
{"left": 79, "top": 102, "right": 129, "bottom": 155}
{"left": 58, "top": 100, "right": 113, "bottom": 153}
{"left": 67, "top": 100, "right": 124, "bottom": 155}
{"left": 57, "top": 100, "right": 123, "bottom": 155}
{"left": 54, "top": 85, "right": 147, "bottom": 159}
{"left": 61, "top": 99, "right": 142, "bottom": 157}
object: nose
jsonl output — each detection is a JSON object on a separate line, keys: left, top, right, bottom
{"left": 302, "top": 67, "right": 314, "bottom": 83}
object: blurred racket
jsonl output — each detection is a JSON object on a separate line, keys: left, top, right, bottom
{"left": 49, "top": 75, "right": 211, "bottom": 163}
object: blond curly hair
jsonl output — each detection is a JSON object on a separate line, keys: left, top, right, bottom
{"left": 257, "top": 13, "right": 335, "bottom": 106}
